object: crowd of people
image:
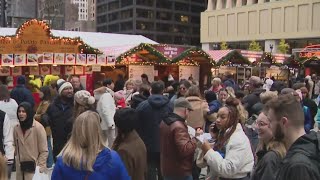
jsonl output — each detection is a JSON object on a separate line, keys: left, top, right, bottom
{"left": 0, "top": 72, "right": 319, "bottom": 180}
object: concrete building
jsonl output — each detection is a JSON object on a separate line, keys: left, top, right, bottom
{"left": 38, "top": 0, "right": 65, "bottom": 30}
{"left": 201, "top": 0, "right": 320, "bottom": 53}
{"left": 96, "top": 0, "right": 206, "bottom": 45}
{"left": 65, "top": 0, "right": 96, "bottom": 32}
{"left": 6, "top": 0, "right": 37, "bottom": 28}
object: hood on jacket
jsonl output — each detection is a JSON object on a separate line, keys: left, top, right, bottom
{"left": 132, "top": 94, "right": 148, "bottom": 103}
{"left": 92, "top": 148, "right": 112, "bottom": 169}
{"left": 148, "top": 94, "right": 169, "bottom": 108}
{"left": 163, "top": 112, "right": 185, "bottom": 125}
{"left": 285, "top": 131, "right": 320, "bottom": 160}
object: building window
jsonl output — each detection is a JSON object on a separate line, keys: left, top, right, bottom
{"left": 108, "top": 12, "right": 119, "bottom": 21}
{"left": 121, "top": 10, "right": 133, "bottom": 19}
{"left": 174, "top": 2, "right": 189, "bottom": 11}
{"left": 136, "top": 0, "right": 154, "bottom": 7}
{"left": 191, "top": 5, "right": 205, "bottom": 13}
{"left": 108, "top": 24, "right": 119, "bottom": 32}
{"left": 156, "top": 12, "right": 171, "bottom": 20}
{"left": 156, "top": 35, "right": 172, "bottom": 44}
{"left": 136, "top": 9, "right": 154, "bottom": 19}
{"left": 136, "top": 21, "right": 154, "bottom": 30}
{"left": 156, "top": 23, "right": 170, "bottom": 32}
{"left": 191, "top": 16, "right": 200, "bottom": 24}
{"left": 108, "top": 2, "right": 119, "bottom": 11}
{"left": 121, "top": 22, "right": 133, "bottom": 31}
{"left": 121, "top": 0, "right": 133, "bottom": 6}
{"left": 156, "top": 0, "right": 172, "bottom": 9}
{"left": 97, "top": 15, "right": 106, "bottom": 23}
{"left": 175, "top": 14, "right": 189, "bottom": 23}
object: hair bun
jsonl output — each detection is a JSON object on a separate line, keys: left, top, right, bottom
{"left": 225, "top": 97, "right": 239, "bottom": 107}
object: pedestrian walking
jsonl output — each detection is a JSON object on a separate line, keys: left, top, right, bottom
{"left": 201, "top": 97, "right": 254, "bottom": 180}
{"left": 94, "top": 78, "right": 116, "bottom": 147}
{"left": 51, "top": 111, "right": 130, "bottom": 180}
{"left": 136, "top": 81, "right": 172, "bottom": 180}
{"left": 34, "top": 86, "right": 54, "bottom": 169}
{"left": 10, "top": 76, "right": 35, "bottom": 108}
{"left": 250, "top": 110, "right": 286, "bottom": 180}
{"left": 73, "top": 90, "right": 95, "bottom": 118}
{"left": 45, "top": 79, "right": 74, "bottom": 162}
{"left": 113, "top": 108, "right": 147, "bottom": 180}
{"left": 14, "top": 102, "right": 48, "bottom": 180}
{"left": 266, "top": 94, "right": 320, "bottom": 180}
{"left": 160, "top": 97, "right": 201, "bottom": 180}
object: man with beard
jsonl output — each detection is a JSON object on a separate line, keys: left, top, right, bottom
{"left": 266, "top": 94, "right": 320, "bottom": 180}
{"left": 70, "top": 76, "right": 83, "bottom": 93}
{"left": 45, "top": 79, "right": 74, "bottom": 162}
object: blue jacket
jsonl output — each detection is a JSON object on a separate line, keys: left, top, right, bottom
{"left": 51, "top": 148, "right": 130, "bottom": 180}
{"left": 208, "top": 100, "right": 222, "bottom": 115}
{"left": 136, "top": 94, "right": 172, "bottom": 153}
{"left": 10, "top": 84, "right": 35, "bottom": 108}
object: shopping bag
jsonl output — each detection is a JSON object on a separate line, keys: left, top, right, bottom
{"left": 32, "top": 166, "right": 50, "bottom": 180}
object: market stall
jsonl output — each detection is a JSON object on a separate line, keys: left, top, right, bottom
{"left": 0, "top": 19, "right": 107, "bottom": 95}
{"left": 208, "top": 50, "right": 252, "bottom": 86}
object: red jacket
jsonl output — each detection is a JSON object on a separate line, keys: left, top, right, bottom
{"left": 160, "top": 113, "right": 197, "bottom": 177}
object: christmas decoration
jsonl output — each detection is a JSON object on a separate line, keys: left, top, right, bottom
{"left": 172, "top": 47, "right": 214, "bottom": 65}
{"left": 216, "top": 50, "right": 251, "bottom": 67}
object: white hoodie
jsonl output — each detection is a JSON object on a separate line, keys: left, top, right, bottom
{"left": 94, "top": 87, "right": 116, "bottom": 130}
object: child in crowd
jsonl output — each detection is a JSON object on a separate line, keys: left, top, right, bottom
{"left": 114, "top": 91, "right": 126, "bottom": 109}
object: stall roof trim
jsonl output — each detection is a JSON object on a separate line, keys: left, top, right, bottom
{"left": 0, "top": 28, "right": 158, "bottom": 49}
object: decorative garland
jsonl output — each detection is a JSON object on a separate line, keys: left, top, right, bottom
{"left": 172, "top": 47, "right": 214, "bottom": 65}
{"left": 7, "top": 19, "right": 102, "bottom": 54}
{"left": 116, "top": 43, "right": 171, "bottom": 65}
{"left": 216, "top": 50, "right": 251, "bottom": 67}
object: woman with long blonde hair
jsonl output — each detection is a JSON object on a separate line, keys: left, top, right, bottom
{"left": 52, "top": 111, "right": 130, "bottom": 180}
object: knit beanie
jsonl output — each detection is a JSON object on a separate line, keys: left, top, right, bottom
{"left": 74, "top": 90, "right": 95, "bottom": 106}
{"left": 114, "top": 90, "right": 125, "bottom": 100}
{"left": 57, "top": 79, "right": 73, "bottom": 95}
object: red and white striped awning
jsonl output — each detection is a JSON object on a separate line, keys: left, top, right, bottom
{"left": 206, "top": 50, "right": 233, "bottom": 62}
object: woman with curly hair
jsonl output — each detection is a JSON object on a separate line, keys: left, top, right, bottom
{"left": 201, "top": 97, "right": 254, "bottom": 180}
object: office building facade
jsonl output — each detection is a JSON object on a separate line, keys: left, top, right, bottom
{"left": 201, "top": 0, "right": 320, "bottom": 53}
{"left": 96, "top": 0, "right": 206, "bottom": 45}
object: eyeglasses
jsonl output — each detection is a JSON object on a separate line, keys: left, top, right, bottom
{"left": 254, "top": 121, "right": 270, "bottom": 128}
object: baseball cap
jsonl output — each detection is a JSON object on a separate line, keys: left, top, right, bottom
{"left": 174, "top": 97, "right": 193, "bottom": 111}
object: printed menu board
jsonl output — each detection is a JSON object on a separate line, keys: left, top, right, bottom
{"left": 27, "top": 54, "right": 38, "bottom": 65}
{"left": 1, "top": 54, "right": 14, "bottom": 66}
{"left": 51, "top": 66, "right": 61, "bottom": 75}
{"left": 65, "top": 54, "right": 76, "bottom": 64}
{"left": 76, "top": 54, "right": 86, "bottom": 65}
{"left": 14, "top": 54, "right": 26, "bottom": 66}
{"left": 87, "top": 54, "right": 97, "bottom": 65}
{"left": 54, "top": 53, "right": 65, "bottom": 64}
{"left": 128, "top": 65, "right": 154, "bottom": 82}
{"left": 0, "top": 66, "right": 10, "bottom": 76}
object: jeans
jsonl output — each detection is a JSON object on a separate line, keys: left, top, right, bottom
{"left": 47, "top": 136, "right": 54, "bottom": 168}
{"left": 147, "top": 152, "right": 163, "bottom": 180}
{"left": 163, "top": 175, "right": 193, "bottom": 180}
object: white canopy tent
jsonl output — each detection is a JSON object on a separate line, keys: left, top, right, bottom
{"left": 0, "top": 28, "right": 158, "bottom": 53}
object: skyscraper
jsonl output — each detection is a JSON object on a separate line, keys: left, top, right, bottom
{"left": 96, "top": 0, "right": 206, "bottom": 45}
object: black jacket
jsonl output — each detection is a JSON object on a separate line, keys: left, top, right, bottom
{"left": 135, "top": 94, "right": 172, "bottom": 153}
{"left": 276, "top": 131, "right": 320, "bottom": 180}
{"left": 46, "top": 96, "right": 74, "bottom": 161}
{"left": 251, "top": 149, "right": 282, "bottom": 180}
{"left": 242, "top": 88, "right": 265, "bottom": 117}
{"left": 303, "top": 98, "right": 317, "bottom": 126}
{"left": 131, "top": 94, "right": 148, "bottom": 109}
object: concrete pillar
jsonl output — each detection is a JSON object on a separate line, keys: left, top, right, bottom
{"left": 258, "top": 0, "right": 265, "bottom": 4}
{"left": 206, "top": 0, "right": 215, "bottom": 11}
{"left": 216, "top": 0, "right": 223, "bottom": 10}
{"left": 247, "top": 0, "right": 254, "bottom": 5}
{"left": 265, "top": 40, "right": 279, "bottom": 53}
{"left": 236, "top": 0, "right": 242, "bottom": 7}
{"left": 226, "top": 0, "right": 232, "bottom": 8}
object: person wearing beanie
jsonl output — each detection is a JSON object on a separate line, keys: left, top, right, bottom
{"left": 10, "top": 75, "right": 35, "bottom": 108}
{"left": 114, "top": 91, "right": 126, "bottom": 109}
{"left": 14, "top": 102, "right": 48, "bottom": 180}
{"left": 74, "top": 90, "right": 96, "bottom": 118}
{"left": 113, "top": 108, "right": 147, "bottom": 180}
{"left": 45, "top": 79, "right": 74, "bottom": 162}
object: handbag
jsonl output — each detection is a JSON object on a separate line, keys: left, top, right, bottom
{"left": 16, "top": 138, "right": 36, "bottom": 174}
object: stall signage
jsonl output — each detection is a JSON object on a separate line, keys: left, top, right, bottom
{"left": 0, "top": 20, "right": 80, "bottom": 54}
{"left": 153, "top": 45, "right": 187, "bottom": 59}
